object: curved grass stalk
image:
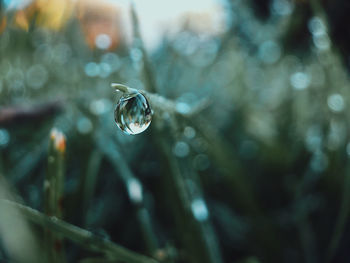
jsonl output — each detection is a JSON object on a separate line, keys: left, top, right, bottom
{"left": 0, "top": 199, "right": 158, "bottom": 263}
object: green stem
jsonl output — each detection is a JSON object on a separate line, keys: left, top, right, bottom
{"left": 45, "top": 128, "right": 66, "bottom": 262}
{"left": 127, "top": 3, "right": 224, "bottom": 262}
{"left": 111, "top": 83, "right": 131, "bottom": 93}
{"left": 94, "top": 128, "right": 159, "bottom": 256}
{"left": 0, "top": 199, "right": 159, "bottom": 263}
{"left": 325, "top": 162, "right": 350, "bottom": 262}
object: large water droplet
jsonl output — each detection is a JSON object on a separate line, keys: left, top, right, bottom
{"left": 114, "top": 91, "right": 152, "bottom": 135}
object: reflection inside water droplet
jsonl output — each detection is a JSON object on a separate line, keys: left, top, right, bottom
{"left": 114, "top": 91, "right": 152, "bottom": 135}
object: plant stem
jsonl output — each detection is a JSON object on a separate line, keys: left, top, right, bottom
{"left": 130, "top": 1, "right": 157, "bottom": 93}
{"left": 81, "top": 150, "right": 103, "bottom": 227}
{"left": 128, "top": 4, "right": 224, "bottom": 262}
{"left": 111, "top": 83, "right": 130, "bottom": 93}
{"left": 94, "top": 127, "right": 159, "bottom": 256}
{"left": 45, "top": 128, "right": 66, "bottom": 263}
{"left": 325, "top": 162, "right": 350, "bottom": 262}
{"left": 0, "top": 199, "right": 159, "bottom": 263}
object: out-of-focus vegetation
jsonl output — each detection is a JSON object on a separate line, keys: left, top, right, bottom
{"left": 1, "top": 0, "right": 350, "bottom": 262}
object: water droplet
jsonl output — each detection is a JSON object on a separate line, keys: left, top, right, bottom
{"left": 327, "top": 120, "right": 346, "bottom": 151}
{"left": 99, "top": 62, "right": 112, "bottom": 78}
{"left": 173, "top": 141, "right": 190, "bottom": 158}
{"left": 184, "top": 126, "right": 196, "bottom": 139}
{"left": 101, "top": 53, "right": 121, "bottom": 72}
{"left": 313, "top": 34, "right": 330, "bottom": 51}
{"left": 90, "top": 99, "right": 112, "bottom": 115}
{"left": 126, "top": 178, "right": 143, "bottom": 204}
{"left": 258, "top": 40, "right": 281, "bottom": 64}
{"left": 130, "top": 48, "right": 143, "bottom": 62}
{"left": 290, "top": 72, "right": 310, "bottom": 90}
{"left": 76, "top": 117, "right": 93, "bottom": 134}
{"left": 327, "top": 93, "right": 345, "bottom": 112}
{"left": 0, "top": 129, "right": 10, "bottom": 148}
{"left": 271, "top": 0, "right": 293, "bottom": 16}
{"left": 85, "top": 62, "right": 100, "bottom": 77}
{"left": 191, "top": 198, "right": 209, "bottom": 222}
{"left": 308, "top": 17, "right": 326, "bottom": 36}
{"left": 114, "top": 91, "right": 152, "bottom": 135}
{"left": 95, "top": 34, "right": 111, "bottom": 50}
{"left": 175, "top": 102, "right": 191, "bottom": 114}
{"left": 305, "top": 125, "right": 322, "bottom": 152}
{"left": 52, "top": 43, "right": 71, "bottom": 65}
{"left": 26, "top": 64, "right": 48, "bottom": 89}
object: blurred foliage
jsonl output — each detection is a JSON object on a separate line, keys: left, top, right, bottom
{"left": 1, "top": 0, "right": 350, "bottom": 262}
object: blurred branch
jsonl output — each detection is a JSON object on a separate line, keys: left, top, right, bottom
{"left": 325, "top": 162, "right": 350, "bottom": 263}
{"left": 81, "top": 150, "right": 103, "bottom": 227}
{"left": 111, "top": 83, "right": 210, "bottom": 118}
{"left": 130, "top": 1, "right": 157, "bottom": 93}
{"left": 0, "top": 199, "right": 159, "bottom": 263}
{"left": 127, "top": 4, "right": 224, "bottom": 262}
{"left": 0, "top": 101, "right": 62, "bottom": 127}
{"left": 0, "top": 177, "right": 42, "bottom": 263}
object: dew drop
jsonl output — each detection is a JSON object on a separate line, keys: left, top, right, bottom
{"left": 258, "top": 40, "right": 281, "bottom": 64}
{"left": 272, "top": 0, "right": 293, "bottom": 16}
{"left": 90, "top": 99, "right": 112, "bottom": 115}
{"left": 26, "top": 64, "right": 48, "bottom": 89}
{"left": 308, "top": 17, "right": 326, "bottom": 36}
{"left": 114, "top": 91, "right": 152, "bottom": 135}
{"left": 99, "top": 62, "right": 112, "bottom": 78}
{"left": 85, "top": 62, "right": 100, "bottom": 77}
{"left": 173, "top": 141, "right": 190, "bottom": 158}
{"left": 184, "top": 126, "right": 196, "bottom": 139}
{"left": 126, "top": 178, "right": 143, "bottom": 204}
{"left": 191, "top": 198, "right": 209, "bottom": 222}
{"left": 76, "top": 117, "right": 93, "bottom": 134}
{"left": 95, "top": 34, "right": 111, "bottom": 50}
{"left": 290, "top": 72, "right": 310, "bottom": 90}
{"left": 175, "top": 102, "right": 191, "bottom": 114}
{"left": 0, "top": 129, "right": 10, "bottom": 148}
{"left": 327, "top": 93, "right": 345, "bottom": 112}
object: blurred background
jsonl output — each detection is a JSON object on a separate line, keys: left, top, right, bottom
{"left": 1, "top": 0, "right": 350, "bottom": 262}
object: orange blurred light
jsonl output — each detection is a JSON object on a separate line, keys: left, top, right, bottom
{"left": 13, "top": 0, "right": 75, "bottom": 31}
{"left": 14, "top": 9, "right": 31, "bottom": 31}
{"left": 76, "top": 0, "right": 123, "bottom": 50}
{"left": 50, "top": 128, "right": 66, "bottom": 154}
{"left": 0, "top": 16, "right": 6, "bottom": 34}
{"left": 35, "top": 0, "right": 74, "bottom": 31}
